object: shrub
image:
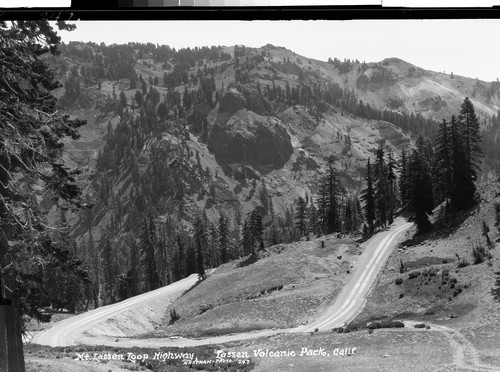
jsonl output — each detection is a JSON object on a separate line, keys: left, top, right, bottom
{"left": 395, "top": 277, "right": 403, "bottom": 285}
{"left": 399, "top": 293, "right": 404, "bottom": 299}
{"left": 345, "top": 322, "right": 360, "bottom": 332}
{"left": 409, "top": 270, "right": 421, "bottom": 279}
{"left": 457, "top": 259, "right": 470, "bottom": 268}
{"left": 198, "top": 304, "right": 213, "bottom": 314}
{"left": 472, "top": 243, "right": 491, "bottom": 264}
{"left": 368, "top": 320, "right": 405, "bottom": 329}
{"left": 414, "top": 323, "right": 426, "bottom": 328}
{"left": 169, "top": 308, "right": 180, "bottom": 324}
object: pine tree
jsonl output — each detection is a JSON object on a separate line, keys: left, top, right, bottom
{"left": 386, "top": 148, "right": 398, "bottom": 224}
{"left": 139, "top": 211, "right": 160, "bottom": 292}
{"left": 193, "top": 215, "right": 207, "bottom": 280}
{"left": 268, "top": 224, "right": 281, "bottom": 246}
{"left": 408, "top": 136, "right": 434, "bottom": 233}
{"left": 241, "top": 219, "right": 252, "bottom": 256}
{"left": 458, "top": 97, "right": 483, "bottom": 175}
{"left": 434, "top": 119, "right": 452, "bottom": 206}
{"left": 102, "top": 238, "right": 115, "bottom": 304}
{"left": 308, "top": 203, "right": 320, "bottom": 237}
{"left": 295, "top": 196, "right": 308, "bottom": 238}
{"left": 399, "top": 148, "right": 408, "bottom": 206}
{"left": 129, "top": 239, "right": 139, "bottom": 296}
{"left": 209, "top": 223, "right": 219, "bottom": 268}
{"left": 361, "top": 159, "right": 376, "bottom": 234}
{"left": 250, "top": 209, "right": 264, "bottom": 254}
{"left": 374, "top": 144, "right": 389, "bottom": 227}
{"left": 317, "top": 181, "right": 329, "bottom": 235}
{"left": 120, "top": 91, "right": 127, "bottom": 107}
{"left": 326, "top": 167, "right": 341, "bottom": 233}
{"left": 450, "top": 115, "right": 476, "bottom": 211}
{"left": 175, "top": 234, "right": 186, "bottom": 279}
{"left": 218, "top": 216, "right": 229, "bottom": 263}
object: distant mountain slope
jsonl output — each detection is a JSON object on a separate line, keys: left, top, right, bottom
{"left": 44, "top": 41, "right": 500, "bottom": 309}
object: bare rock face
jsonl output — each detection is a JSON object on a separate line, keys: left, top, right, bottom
{"left": 218, "top": 84, "right": 271, "bottom": 116}
{"left": 208, "top": 86, "right": 293, "bottom": 175}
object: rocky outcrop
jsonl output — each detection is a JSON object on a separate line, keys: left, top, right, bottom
{"left": 218, "top": 84, "right": 271, "bottom": 117}
{"left": 208, "top": 86, "right": 292, "bottom": 175}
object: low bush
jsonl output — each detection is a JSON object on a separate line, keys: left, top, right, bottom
{"left": 414, "top": 323, "right": 426, "bottom": 328}
{"left": 395, "top": 277, "right": 403, "bottom": 285}
{"left": 409, "top": 271, "right": 421, "bottom": 279}
{"left": 457, "top": 259, "right": 470, "bottom": 268}
{"left": 368, "top": 320, "right": 405, "bottom": 329}
{"left": 169, "top": 308, "right": 180, "bottom": 324}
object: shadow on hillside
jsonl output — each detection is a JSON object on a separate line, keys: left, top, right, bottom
{"left": 429, "top": 206, "right": 477, "bottom": 240}
{"left": 397, "top": 207, "right": 475, "bottom": 248}
{"left": 237, "top": 254, "right": 259, "bottom": 268}
{"left": 491, "top": 271, "right": 500, "bottom": 302}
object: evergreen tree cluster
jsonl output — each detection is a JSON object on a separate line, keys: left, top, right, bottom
{"left": 432, "top": 98, "right": 483, "bottom": 212}
{"left": 361, "top": 145, "right": 399, "bottom": 234}
{"left": 361, "top": 98, "right": 483, "bottom": 234}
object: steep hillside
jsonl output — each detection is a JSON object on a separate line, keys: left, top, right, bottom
{"left": 43, "top": 41, "right": 500, "bottom": 311}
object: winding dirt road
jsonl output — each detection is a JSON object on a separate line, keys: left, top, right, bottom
{"left": 32, "top": 218, "right": 412, "bottom": 348}
{"left": 298, "top": 218, "right": 412, "bottom": 332}
{"left": 31, "top": 274, "right": 200, "bottom": 347}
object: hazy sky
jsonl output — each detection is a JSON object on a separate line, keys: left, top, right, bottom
{"left": 57, "top": 20, "right": 500, "bottom": 82}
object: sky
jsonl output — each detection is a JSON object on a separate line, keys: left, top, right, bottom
{"left": 56, "top": 20, "right": 500, "bottom": 82}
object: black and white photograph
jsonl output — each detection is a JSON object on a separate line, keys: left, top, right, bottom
{"left": 1, "top": 14, "right": 500, "bottom": 372}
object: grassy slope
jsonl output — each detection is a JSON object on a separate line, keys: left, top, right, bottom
{"left": 149, "top": 235, "right": 360, "bottom": 338}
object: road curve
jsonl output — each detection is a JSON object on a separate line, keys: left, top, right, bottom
{"left": 31, "top": 273, "right": 200, "bottom": 347}
{"left": 31, "top": 218, "right": 412, "bottom": 348}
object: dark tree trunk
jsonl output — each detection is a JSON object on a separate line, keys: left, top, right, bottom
{"left": 0, "top": 230, "right": 25, "bottom": 372}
